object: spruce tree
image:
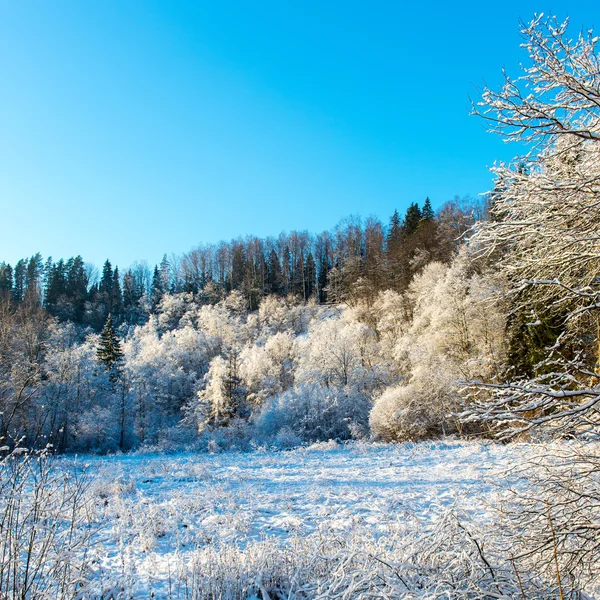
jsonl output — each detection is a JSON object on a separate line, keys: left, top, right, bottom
{"left": 317, "top": 252, "right": 330, "bottom": 304}
{"left": 267, "top": 249, "right": 282, "bottom": 295}
{"left": 387, "top": 209, "right": 401, "bottom": 241}
{"left": 12, "top": 259, "right": 26, "bottom": 302}
{"left": 111, "top": 267, "right": 123, "bottom": 320}
{"left": 67, "top": 256, "right": 89, "bottom": 323}
{"left": 97, "top": 314, "right": 124, "bottom": 380}
{"left": 304, "top": 252, "right": 316, "bottom": 299}
{"left": 151, "top": 265, "right": 164, "bottom": 309}
{"left": 421, "top": 197, "right": 434, "bottom": 221}
{"left": 403, "top": 203, "right": 422, "bottom": 235}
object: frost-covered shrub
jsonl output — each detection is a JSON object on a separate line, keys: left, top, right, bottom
{"left": 370, "top": 384, "right": 434, "bottom": 442}
{"left": 255, "top": 383, "right": 370, "bottom": 443}
{"left": 199, "top": 417, "right": 254, "bottom": 452}
{"left": 0, "top": 450, "right": 94, "bottom": 597}
{"left": 370, "top": 379, "right": 460, "bottom": 442}
{"left": 273, "top": 426, "right": 303, "bottom": 449}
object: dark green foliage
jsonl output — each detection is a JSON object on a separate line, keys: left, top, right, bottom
{"left": 2, "top": 195, "right": 484, "bottom": 324}
{"left": 0, "top": 263, "right": 13, "bottom": 296}
{"left": 231, "top": 244, "right": 246, "bottom": 291}
{"left": 123, "top": 269, "right": 145, "bottom": 324}
{"left": 387, "top": 209, "right": 402, "bottom": 248}
{"left": 221, "top": 347, "right": 247, "bottom": 425}
{"left": 281, "top": 247, "right": 292, "bottom": 295}
{"left": 304, "top": 252, "right": 316, "bottom": 299}
{"left": 99, "top": 260, "right": 113, "bottom": 298}
{"left": 317, "top": 251, "right": 330, "bottom": 304}
{"left": 151, "top": 265, "right": 164, "bottom": 308}
{"left": 111, "top": 268, "right": 123, "bottom": 318}
{"left": 403, "top": 203, "right": 422, "bottom": 236}
{"left": 13, "top": 260, "right": 26, "bottom": 303}
{"left": 97, "top": 314, "right": 124, "bottom": 379}
{"left": 421, "top": 197, "right": 434, "bottom": 221}
{"left": 505, "top": 307, "right": 566, "bottom": 378}
{"left": 267, "top": 249, "right": 283, "bottom": 295}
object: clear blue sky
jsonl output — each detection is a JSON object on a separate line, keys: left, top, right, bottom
{"left": 1, "top": 1, "right": 599, "bottom": 269}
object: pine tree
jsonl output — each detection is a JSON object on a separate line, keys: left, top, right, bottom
{"left": 44, "top": 259, "right": 66, "bottom": 315}
{"left": 267, "top": 249, "right": 283, "bottom": 295}
{"left": 67, "top": 256, "right": 88, "bottom": 323}
{"left": 97, "top": 314, "right": 124, "bottom": 380}
{"left": 231, "top": 244, "right": 246, "bottom": 291}
{"left": 12, "top": 259, "right": 26, "bottom": 302}
{"left": 403, "top": 203, "right": 422, "bottom": 236}
{"left": 111, "top": 268, "right": 123, "bottom": 321}
{"left": 304, "top": 252, "right": 316, "bottom": 299}
{"left": 123, "top": 269, "right": 144, "bottom": 323}
{"left": 281, "top": 247, "right": 292, "bottom": 295}
{"left": 386, "top": 209, "right": 402, "bottom": 251}
{"left": 24, "top": 253, "right": 44, "bottom": 305}
{"left": 151, "top": 265, "right": 164, "bottom": 309}
{"left": 0, "top": 262, "right": 13, "bottom": 297}
{"left": 421, "top": 197, "right": 434, "bottom": 221}
{"left": 317, "top": 252, "right": 330, "bottom": 304}
{"left": 99, "top": 260, "right": 113, "bottom": 298}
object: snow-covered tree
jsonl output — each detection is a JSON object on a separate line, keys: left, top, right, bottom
{"left": 371, "top": 254, "right": 507, "bottom": 442}
{"left": 466, "top": 14, "right": 600, "bottom": 436}
{"left": 461, "top": 15, "right": 600, "bottom": 592}
{"left": 240, "top": 331, "right": 295, "bottom": 407}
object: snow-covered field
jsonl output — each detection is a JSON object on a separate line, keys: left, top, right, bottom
{"left": 5, "top": 440, "right": 598, "bottom": 598}
{"left": 74, "top": 440, "right": 527, "bottom": 598}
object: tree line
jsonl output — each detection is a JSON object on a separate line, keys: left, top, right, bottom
{"left": 0, "top": 196, "right": 485, "bottom": 330}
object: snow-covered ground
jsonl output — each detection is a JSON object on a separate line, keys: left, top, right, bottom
{"left": 71, "top": 440, "right": 541, "bottom": 598}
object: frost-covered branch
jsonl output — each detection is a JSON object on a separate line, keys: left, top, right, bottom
{"left": 472, "top": 14, "right": 600, "bottom": 145}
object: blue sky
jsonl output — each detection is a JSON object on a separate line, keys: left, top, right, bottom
{"left": 1, "top": 1, "right": 599, "bottom": 269}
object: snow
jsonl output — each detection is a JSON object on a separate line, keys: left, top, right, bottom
{"left": 73, "top": 440, "right": 528, "bottom": 597}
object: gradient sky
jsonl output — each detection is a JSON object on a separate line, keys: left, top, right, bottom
{"left": 1, "top": 1, "right": 599, "bottom": 269}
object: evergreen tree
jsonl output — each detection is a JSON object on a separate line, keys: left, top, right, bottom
{"left": 66, "top": 256, "right": 88, "bottom": 322}
{"left": 44, "top": 259, "right": 66, "bottom": 315}
{"left": 13, "top": 259, "right": 26, "bottom": 302}
{"left": 99, "top": 260, "right": 114, "bottom": 298}
{"left": 403, "top": 203, "right": 422, "bottom": 236}
{"left": 123, "top": 269, "right": 144, "bottom": 323}
{"left": 97, "top": 314, "right": 124, "bottom": 380}
{"left": 24, "top": 253, "right": 44, "bottom": 305}
{"left": 43, "top": 256, "right": 54, "bottom": 303}
{"left": 386, "top": 210, "right": 402, "bottom": 251}
{"left": 292, "top": 252, "right": 305, "bottom": 297}
{"left": 421, "top": 197, "right": 434, "bottom": 221}
{"left": 151, "top": 265, "right": 164, "bottom": 309}
{"left": 281, "top": 247, "right": 292, "bottom": 295}
{"left": 304, "top": 252, "right": 316, "bottom": 299}
{"left": 111, "top": 267, "right": 123, "bottom": 321}
{"left": 267, "top": 248, "right": 283, "bottom": 295}
{"left": 0, "top": 262, "right": 13, "bottom": 297}
{"left": 317, "top": 252, "right": 330, "bottom": 304}
{"left": 231, "top": 244, "right": 246, "bottom": 291}
{"left": 221, "top": 347, "right": 247, "bottom": 423}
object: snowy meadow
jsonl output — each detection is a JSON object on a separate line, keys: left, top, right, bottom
{"left": 3, "top": 440, "right": 599, "bottom": 599}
